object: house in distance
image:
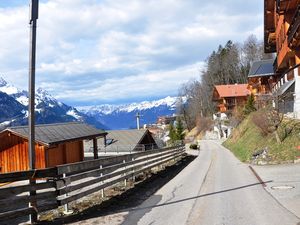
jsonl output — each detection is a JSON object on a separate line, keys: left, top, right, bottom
{"left": 84, "top": 129, "right": 158, "bottom": 157}
{"left": 0, "top": 122, "right": 107, "bottom": 173}
{"left": 212, "top": 84, "right": 250, "bottom": 114}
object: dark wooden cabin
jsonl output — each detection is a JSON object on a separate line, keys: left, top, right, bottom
{"left": 104, "top": 129, "right": 158, "bottom": 152}
{"left": 0, "top": 122, "right": 107, "bottom": 173}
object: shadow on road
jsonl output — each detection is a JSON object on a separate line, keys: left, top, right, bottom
{"left": 38, "top": 155, "right": 197, "bottom": 225}
{"left": 128, "top": 180, "right": 273, "bottom": 212}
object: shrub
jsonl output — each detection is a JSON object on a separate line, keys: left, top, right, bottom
{"left": 251, "top": 111, "right": 270, "bottom": 136}
{"left": 196, "top": 116, "right": 213, "bottom": 133}
{"left": 189, "top": 144, "right": 198, "bottom": 149}
{"left": 252, "top": 109, "right": 283, "bottom": 142}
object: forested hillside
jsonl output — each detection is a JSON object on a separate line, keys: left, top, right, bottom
{"left": 177, "top": 35, "right": 273, "bottom": 130}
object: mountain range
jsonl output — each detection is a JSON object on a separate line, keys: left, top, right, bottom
{"left": 0, "top": 77, "right": 178, "bottom": 130}
{"left": 0, "top": 77, "right": 107, "bottom": 130}
{"left": 77, "top": 96, "right": 178, "bottom": 129}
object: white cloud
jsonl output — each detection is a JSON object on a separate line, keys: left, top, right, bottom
{"left": 50, "top": 62, "right": 205, "bottom": 103}
{"left": 0, "top": 0, "right": 263, "bottom": 105}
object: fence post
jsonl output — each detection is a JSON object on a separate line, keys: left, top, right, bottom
{"left": 63, "top": 173, "right": 72, "bottom": 215}
{"left": 29, "top": 178, "right": 38, "bottom": 224}
{"left": 173, "top": 146, "right": 177, "bottom": 163}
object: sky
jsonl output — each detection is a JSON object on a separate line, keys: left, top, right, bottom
{"left": 0, "top": 0, "right": 263, "bottom": 106}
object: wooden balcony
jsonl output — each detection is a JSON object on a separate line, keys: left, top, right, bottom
{"left": 277, "top": 37, "right": 291, "bottom": 70}
{"left": 277, "top": 0, "right": 295, "bottom": 14}
{"left": 287, "top": 5, "right": 300, "bottom": 49}
{"left": 264, "top": 0, "right": 276, "bottom": 53}
{"left": 271, "top": 64, "right": 298, "bottom": 95}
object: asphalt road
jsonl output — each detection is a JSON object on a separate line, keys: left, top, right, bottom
{"left": 70, "top": 140, "right": 300, "bottom": 225}
{"left": 253, "top": 163, "right": 300, "bottom": 218}
{"left": 122, "top": 140, "right": 300, "bottom": 225}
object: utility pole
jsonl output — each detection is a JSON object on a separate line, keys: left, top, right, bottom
{"left": 136, "top": 112, "right": 140, "bottom": 130}
{"left": 28, "top": 0, "right": 39, "bottom": 223}
{"left": 29, "top": 0, "right": 38, "bottom": 170}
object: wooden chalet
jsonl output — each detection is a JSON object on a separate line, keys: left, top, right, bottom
{"left": 84, "top": 129, "right": 158, "bottom": 155}
{"left": 0, "top": 122, "right": 107, "bottom": 173}
{"left": 104, "top": 129, "right": 158, "bottom": 152}
{"left": 156, "top": 116, "right": 177, "bottom": 125}
{"left": 264, "top": 0, "right": 300, "bottom": 116}
{"left": 248, "top": 59, "right": 276, "bottom": 108}
{"left": 248, "top": 59, "right": 276, "bottom": 95}
{"left": 212, "top": 84, "right": 250, "bottom": 114}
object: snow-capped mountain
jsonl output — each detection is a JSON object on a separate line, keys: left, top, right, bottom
{"left": 0, "top": 77, "right": 179, "bottom": 130}
{"left": 78, "top": 96, "right": 178, "bottom": 129}
{"left": 0, "top": 77, "right": 107, "bottom": 130}
{"left": 79, "top": 96, "right": 178, "bottom": 115}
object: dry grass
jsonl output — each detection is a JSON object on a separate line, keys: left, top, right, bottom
{"left": 223, "top": 113, "right": 300, "bottom": 163}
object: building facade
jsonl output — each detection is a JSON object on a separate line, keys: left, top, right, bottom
{"left": 212, "top": 84, "right": 250, "bottom": 114}
{"left": 0, "top": 122, "right": 107, "bottom": 173}
{"left": 264, "top": 0, "right": 300, "bottom": 117}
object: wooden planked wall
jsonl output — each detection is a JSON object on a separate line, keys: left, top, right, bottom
{"left": 46, "top": 140, "right": 84, "bottom": 167}
{"left": 0, "top": 133, "right": 45, "bottom": 173}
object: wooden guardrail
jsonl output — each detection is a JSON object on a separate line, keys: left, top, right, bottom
{"left": 0, "top": 145, "right": 185, "bottom": 224}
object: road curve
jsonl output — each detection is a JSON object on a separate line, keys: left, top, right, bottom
{"left": 122, "top": 140, "right": 300, "bottom": 225}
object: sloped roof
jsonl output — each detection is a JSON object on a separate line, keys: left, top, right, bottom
{"left": 214, "top": 84, "right": 250, "bottom": 98}
{"left": 105, "top": 129, "right": 153, "bottom": 151}
{"left": 248, "top": 59, "right": 275, "bottom": 78}
{"left": 3, "top": 122, "right": 107, "bottom": 146}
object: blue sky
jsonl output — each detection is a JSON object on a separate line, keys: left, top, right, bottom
{"left": 0, "top": 0, "right": 263, "bottom": 106}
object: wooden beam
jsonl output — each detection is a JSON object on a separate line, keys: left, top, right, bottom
{"left": 0, "top": 167, "right": 57, "bottom": 183}
{"left": 93, "top": 138, "right": 98, "bottom": 159}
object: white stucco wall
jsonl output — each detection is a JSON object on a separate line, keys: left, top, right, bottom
{"left": 294, "top": 68, "right": 300, "bottom": 119}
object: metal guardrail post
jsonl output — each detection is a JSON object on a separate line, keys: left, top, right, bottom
{"left": 173, "top": 147, "right": 177, "bottom": 163}
{"left": 62, "top": 173, "right": 72, "bottom": 215}
{"left": 131, "top": 155, "right": 135, "bottom": 182}
{"left": 100, "top": 165, "right": 104, "bottom": 198}
{"left": 160, "top": 149, "right": 164, "bottom": 170}
{"left": 123, "top": 159, "right": 127, "bottom": 187}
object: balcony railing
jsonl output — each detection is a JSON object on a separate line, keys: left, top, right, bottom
{"left": 287, "top": 5, "right": 300, "bottom": 48}
{"left": 271, "top": 64, "right": 299, "bottom": 94}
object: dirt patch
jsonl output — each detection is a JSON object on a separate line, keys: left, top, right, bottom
{"left": 37, "top": 154, "right": 196, "bottom": 224}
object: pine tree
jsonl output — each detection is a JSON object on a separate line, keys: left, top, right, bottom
{"left": 168, "top": 123, "right": 176, "bottom": 142}
{"left": 175, "top": 117, "right": 185, "bottom": 140}
{"left": 243, "top": 93, "right": 256, "bottom": 115}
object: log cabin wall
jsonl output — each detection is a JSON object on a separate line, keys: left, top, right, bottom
{"left": 0, "top": 132, "right": 45, "bottom": 173}
{"left": 45, "top": 140, "right": 84, "bottom": 168}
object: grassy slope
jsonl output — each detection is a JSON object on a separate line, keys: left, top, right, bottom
{"left": 223, "top": 114, "right": 300, "bottom": 163}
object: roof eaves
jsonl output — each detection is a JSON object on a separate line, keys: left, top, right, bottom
{"left": 248, "top": 72, "right": 274, "bottom": 78}
{"left": 134, "top": 130, "right": 149, "bottom": 149}
{"left": 6, "top": 129, "right": 50, "bottom": 147}
{"left": 48, "top": 132, "right": 108, "bottom": 146}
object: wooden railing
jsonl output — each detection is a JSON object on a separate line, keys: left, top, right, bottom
{"left": 0, "top": 145, "right": 185, "bottom": 224}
